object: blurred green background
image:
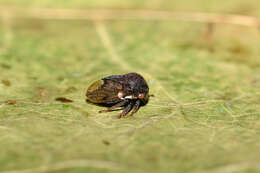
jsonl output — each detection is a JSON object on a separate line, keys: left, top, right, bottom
{"left": 0, "top": 1, "right": 260, "bottom": 173}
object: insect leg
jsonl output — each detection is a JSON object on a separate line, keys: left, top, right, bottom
{"left": 118, "top": 101, "right": 135, "bottom": 118}
{"left": 98, "top": 100, "right": 129, "bottom": 113}
{"left": 130, "top": 100, "right": 141, "bottom": 116}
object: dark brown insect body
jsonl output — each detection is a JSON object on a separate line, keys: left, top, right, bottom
{"left": 86, "top": 73, "right": 149, "bottom": 118}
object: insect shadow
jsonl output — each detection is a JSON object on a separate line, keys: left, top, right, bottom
{"left": 85, "top": 99, "right": 124, "bottom": 112}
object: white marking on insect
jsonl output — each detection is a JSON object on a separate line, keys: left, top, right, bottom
{"left": 124, "top": 95, "right": 138, "bottom": 99}
{"left": 118, "top": 92, "right": 124, "bottom": 99}
{"left": 124, "top": 95, "right": 132, "bottom": 99}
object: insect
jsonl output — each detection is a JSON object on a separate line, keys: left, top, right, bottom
{"left": 86, "top": 73, "right": 149, "bottom": 118}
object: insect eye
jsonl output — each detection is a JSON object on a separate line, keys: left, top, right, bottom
{"left": 138, "top": 93, "right": 144, "bottom": 99}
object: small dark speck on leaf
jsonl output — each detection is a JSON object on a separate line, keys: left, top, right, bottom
{"left": 5, "top": 100, "right": 17, "bottom": 105}
{"left": 55, "top": 97, "right": 74, "bottom": 103}
{"left": 57, "top": 76, "right": 65, "bottom": 81}
{"left": 1, "top": 79, "right": 11, "bottom": 87}
{"left": 0, "top": 63, "right": 11, "bottom": 69}
{"left": 102, "top": 140, "right": 110, "bottom": 146}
